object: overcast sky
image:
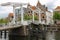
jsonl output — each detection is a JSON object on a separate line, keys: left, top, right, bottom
{"left": 0, "top": 0, "right": 60, "bottom": 18}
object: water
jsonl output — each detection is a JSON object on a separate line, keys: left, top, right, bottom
{"left": 46, "top": 32, "right": 55, "bottom": 40}
{"left": 55, "top": 31, "right": 60, "bottom": 40}
{"left": 0, "top": 30, "right": 44, "bottom": 40}
{"left": 0, "top": 31, "right": 60, "bottom": 40}
{"left": 0, "top": 31, "right": 9, "bottom": 40}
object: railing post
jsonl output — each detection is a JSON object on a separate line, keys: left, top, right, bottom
{"left": 21, "top": 4, "right": 24, "bottom": 24}
{"left": 39, "top": 11, "right": 41, "bottom": 23}
{"left": 32, "top": 11, "right": 34, "bottom": 22}
{"left": 12, "top": 5, "right": 16, "bottom": 24}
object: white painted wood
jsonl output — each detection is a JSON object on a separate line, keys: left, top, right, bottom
{"left": 32, "top": 11, "right": 34, "bottom": 22}
{"left": 21, "top": 5, "right": 24, "bottom": 24}
{"left": 39, "top": 10, "right": 41, "bottom": 23}
{"left": 12, "top": 6, "right": 16, "bottom": 24}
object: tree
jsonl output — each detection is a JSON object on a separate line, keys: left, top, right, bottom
{"left": 0, "top": 18, "right": 8, "bottom": 24}
{"left": 53, "top": 11, "right": 60, "bottom": 20}
{"left": 53, "top": 11, "right": 60, "bottom": 24}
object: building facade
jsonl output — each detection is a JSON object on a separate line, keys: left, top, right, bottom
{"left": 26, "top": 0, "right": 53, "bottom": 25}
{"left": 14, "top": 0, "right": 53, "bottom": 25}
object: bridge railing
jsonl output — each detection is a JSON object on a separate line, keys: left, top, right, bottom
{"left": 44, "top": 25, "right": 59, "bottom": 31}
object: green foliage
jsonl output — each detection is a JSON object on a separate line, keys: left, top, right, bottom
{"left": 34, "top": 15, "right": 38, "bottom": 20}
{"left": 0, "top": 18, "right": 8, "bottom": 24}
{"left": 24, "top": 13, "right": 32, "bottom": 20}
{"left": 24, "top": 13, "right": 38, "bottom": 20}
{"left": 53, "top": 11, "right": 60, "bottom": 20}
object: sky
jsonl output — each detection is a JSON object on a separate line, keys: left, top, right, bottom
{"left": 0, "top": 0, "right": 60, "bottom": 18}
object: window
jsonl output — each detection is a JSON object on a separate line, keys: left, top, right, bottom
{"left": 28, "top": 11, "right": 30, "bottom": 13}
{"left": 42, "top": 16, "right": 44, "bottom": 18}
{"left": 36, "top": 13, "right": 37, "bottom": 15}
{"left": 31, "top": 11, "right": 32, "bottom": 13}
{"left": 41, "top": 13, "right": 46, "bottom": 19}
{"left": 11, "top": 16, "right": 14, "bottom": 18}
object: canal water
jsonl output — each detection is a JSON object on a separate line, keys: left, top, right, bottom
{"left": 0, "top": 31, "right": 60, "bottom": 40}
{"left": 0, "top": 31, "right": 9, "bottom": 40}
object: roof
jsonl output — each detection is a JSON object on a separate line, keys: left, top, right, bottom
{"left": 31, "top": 6, "right": 36, "bottom": 10}
{"left": 27, "top": 0, "right": 48, "bottom": 11}
{"left": 55, "top": 6, "right": 60, "bottom": 10}
{"left": 8, "top": 13, "right": 14, "bottom": 17}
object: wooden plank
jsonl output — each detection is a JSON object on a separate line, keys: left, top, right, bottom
{"left": 0, "top": 25, "right": 21, "bottom": 30}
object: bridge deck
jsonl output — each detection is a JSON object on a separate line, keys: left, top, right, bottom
{"left": 0, "top": 25, "right": 21, "bottom": 30}
{"left": 0, "top": 21, "right": 31, "bottom": 31}
{"left": 0, "top": 21, "right": 60, "bottom": 31}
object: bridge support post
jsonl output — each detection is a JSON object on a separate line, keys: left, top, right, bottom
{"left": 39, "top": 10, "right": 41, "bottom": 23}
{"left": 46, "top": 31, "right": 55, "bottom": 40}
{"left": 12, "top": 5, "right": 16, "bottom": 24}
{"left": 21, "top": 5, "right": 24, "bottom": 24}
{"left": 21, "top": 25, "right": 29, "bottom": 36}
{"left": 9, "top": 25, "right": 29, "bottom": 40}
{"left": 32, "top": 11, "right": 34, "bottom": 22}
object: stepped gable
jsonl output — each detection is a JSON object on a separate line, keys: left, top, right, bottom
{"left": 36, "top": 0, "right": 47, "bottom": 12}
{"left": 36, "top": 0, "right": 42, "bottom": 7}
